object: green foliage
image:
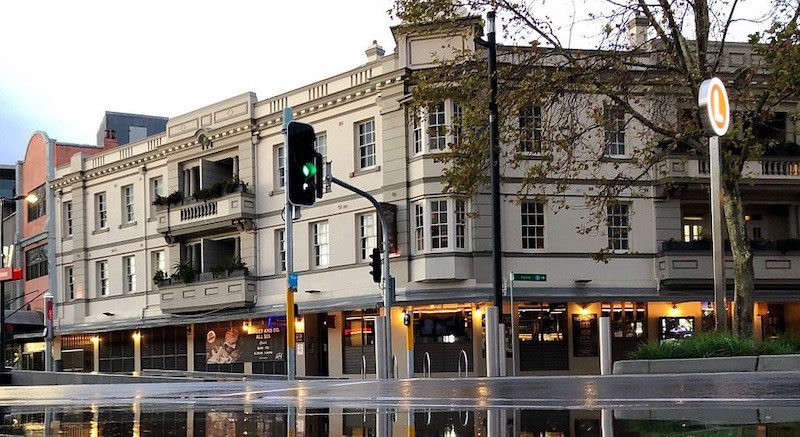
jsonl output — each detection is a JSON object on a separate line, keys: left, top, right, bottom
{"left": 152, "top": 269, "right": 167, "bottom": 284}
{"left": 171, "top": 262, "right": 195, "bottom": 284}
{"left": 627, "top": 332, "right": 800, "bottom": 360}
{"left": 192, "top": 176, "right": 247, "bottom": 201}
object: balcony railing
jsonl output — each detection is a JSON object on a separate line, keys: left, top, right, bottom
{"left": 156, "top": 190, "right": 255, "bottom": 237}
{"left": 158, "top": 268, "right": 256, "bottom": 314}
{"left": 665, "top": 156, "right": 800, "bottom": 179}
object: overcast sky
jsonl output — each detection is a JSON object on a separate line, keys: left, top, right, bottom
{"left": 0, "top": 1, "right": 772, "bottom": 166}
{"left": 0, "top": 0, "right": 399, "bottom": 164}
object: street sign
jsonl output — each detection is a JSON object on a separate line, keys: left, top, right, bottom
{"left": 512, "top": 273, "right": 547, "bottom": 282}
{"left": 698, "top": 77, "right": 730, "bottom": 137}
{"left": 288, "top": 272, "right": 298, "bottom": 289}
{"left": 0, "top": 267, "right": 21, "bottom": 281}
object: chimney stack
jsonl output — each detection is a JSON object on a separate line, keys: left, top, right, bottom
{"left": 365, "top": 40, "right": 385, "bottom": 63}
{"left": 627, "top": 13, "right": 649, "bottom": 48}
{"left": 103, "top": 129, "right": 119, "bottom": 150}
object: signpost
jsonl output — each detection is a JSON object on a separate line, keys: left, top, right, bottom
{"left": 698, "top": 77, "right": 730, "bottom": 332}
{"left": 507, "top": 272, "right": 547, "bottom": 375}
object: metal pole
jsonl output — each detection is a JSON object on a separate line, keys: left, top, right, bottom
{"left": 485, "top": 306, "right": 499, "bottom": 377}
{"left": 330, "top": 175, "right": 393, "bottom": 379}
{"left": 44, "top": 292, "right": 53, "bottom": 371}
{"left": 599, "top": 316, "right": 612, "bottom": 375}
{"left": 485, "top": 9, "right": 504, "bottom": 380}
{"left": 509, "top": 273, "right": 516, "bottom": 376}
{"left": 709, "top": 136, "right": 728, "bottom": 332}
{"left": 283, "top": 107, "right": 296, "bottom": 380}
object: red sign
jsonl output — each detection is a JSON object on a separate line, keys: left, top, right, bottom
{"left": 0, "top": 268, "right": 22, "bottom": 281}
{"left": 46, "top": 299, "right": 54, "bottom": 321}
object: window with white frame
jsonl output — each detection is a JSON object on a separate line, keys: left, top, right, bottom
{"left": 63, "top": 201, "right": 73, "bottom": 237}
{"left": 607, "top": 203, "right": 630, "bottom": 250}
{"left": 315, "top": 133, "right": 327, "bottom": 161}
{"left": 95, "top": 192, "right": 107, "bottom": 229}
{"left": 414, "top": 204, "right": 425, "bottom": 251}
{"left": 123, "top": 256, "right": 136, "bottom": 293}
{"left": 410, "top": 100, "right": 463, "bottom": 155}
{"left": 150, "top": 176, "right": 163, "bottom": 216}
{"left": 98, "top": 260, "right": 109, "bottom": 296}
{"left": 122, "top": 185, "right": 135, "bottom": 223}
{"left": 312, "top": 221, "right": 330, "bottom": 267}
{"left": 520, "top": 105, "right": 543, "bottom": 153}
{"left": 276, "top": 145, "right": 285, "bottom": 188}
{"left": 605, "top": 107, "right": 626, "bottom": 156}
{"left": 521, "top": 201, "right": 545, "bottom": 249}
{"left": 413, "top": 198, "right": 469, "bottom": 252}
{"left": 357, "top": 119, "right": 376, "bottom": 170}
{"left": 277, "top": 229, "right": 286, "bottom": 272}
{"left": 66, "top": 266, "right": 75, "bottom": 300}
{"left": 359, "top": 212, "right": 378, "bottom": 261}
{"left": 151, "top": 250, "right": 165, "bottom": 275}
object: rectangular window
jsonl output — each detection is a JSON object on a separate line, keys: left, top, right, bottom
{"left": 414, "top": 204, "right": 425, "bottom": 251}
{"left": 150, "top": 176, "right": 163, "bottom": 216}
{"left": 277, "top": 229, "right": 286, "bottom": 272}
{"left": 63, "top": 201, "right": 73, "bottom": 237}
{"left": 98, "top": 261, "right": 108, "bottom": 296}
{"left": 455, "top": 199, "right": 466, "bottom": 249}
{"left": 608, "top": 203, "right": 630, "bottom": 250}
{"left": 27, "top": 184, "right": 46, "bottom": 222}
{"left": 427, "top": 102, "right": 447, "bottom": 151}
{"left": 452, "top": 102, "right": 463, "bottom": 145}
{"left": 430, "top": 200, "right": 449, "bottom": 249}
{"left": 359, "top": 213, "right": 378, "bottom": 261}
{"left": 122, "top": 185, "right": 135, "bottom": 223}
{"left": 521, "top": 202, "right": 545, "bottom": 249}
{"left": 357, "top": 119, "right": 376, "bottom": 169}
{"left": 151, "top": 250, "right": 165, "bottom": 275}
{"left": 96, "top": 192, "right": 107, "bottom": 229}
{"left": 312, "top": 221, "right": 330, "bottom": 267}
{"left": 315, "top": 133, "right": 327, "bottom": 161}
{"left": 276, "top": 145, "right": 285, "bottom": 188}
{"left": 124, "top": 256, "right": 136, "bottom": 293}
{"left": 412, "top": 112, "right": 423, "bottom": 155}
{"left": 520, "top": 105, "right": 543, "bottom": 153}
{"left": 605, "top": 108, "right": 626, "bottom": 156}
{"left": 25, "top": 245, "right": 48, "bottom": 280}
{"left": 66, "top": 266, "right": 75, "bottom": 301}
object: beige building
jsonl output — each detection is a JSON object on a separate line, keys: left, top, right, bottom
{"left": 43, "top": 16, "right": 800, "bottom": 377}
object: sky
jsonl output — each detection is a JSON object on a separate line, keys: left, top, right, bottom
{"left": 0, "top": 0, "right": 399, "bottom": 164}
{"left": 0, "top": 1, "right": 773, "bottom": 166}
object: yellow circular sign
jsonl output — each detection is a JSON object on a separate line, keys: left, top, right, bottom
{"left": 698, "top": 77, "right": 730, "bottom": 136}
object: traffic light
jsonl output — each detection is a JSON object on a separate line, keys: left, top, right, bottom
{"left": 287, "top": 121, "right": 323, "bottom": 206}
{"left": 368, "top": 247, "right": 381, "bottom": 283}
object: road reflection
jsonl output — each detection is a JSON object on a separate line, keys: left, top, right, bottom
{"left": 2, "top": 405, "right": 800, "bottom": 436}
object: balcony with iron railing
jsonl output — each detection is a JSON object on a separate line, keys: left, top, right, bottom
{"left": 155, "top": 182, "right": 255, "bottom": 238}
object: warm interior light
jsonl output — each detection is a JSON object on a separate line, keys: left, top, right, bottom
{"left": 90, "top": 336, "right": 100, "bottom": 344}
{"left": 132, "top": 331, "right": 141, "bottom": 341}
{"left": 744, "top": 215, "right": 751, "bottom": 221}
{"left": 670, "top": 304, "right": 680, "bottom": 316}
{"left": 25, "top": 193, "right": 39, "bottom": 204}
{"left": 294, "top": 317, "right": 304, "bottom": 333}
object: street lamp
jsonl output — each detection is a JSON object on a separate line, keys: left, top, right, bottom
{"left": 0, "top": 193, "right": 38, "bottom": 372}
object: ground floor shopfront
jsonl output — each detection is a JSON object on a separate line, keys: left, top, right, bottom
{"left": 44, "top": 300, "right": 800, "bottom": 377}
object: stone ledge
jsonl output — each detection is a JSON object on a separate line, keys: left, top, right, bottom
{"left": 614, "top": 354, "right": 800, "bottom": 374}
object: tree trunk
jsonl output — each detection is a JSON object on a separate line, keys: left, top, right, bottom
{"left": 721, "top": 180, "right": 755, "bottom": 338}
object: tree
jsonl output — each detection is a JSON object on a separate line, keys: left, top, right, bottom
{"left": 392, "top": 0, "right": 800, "bottom": 338}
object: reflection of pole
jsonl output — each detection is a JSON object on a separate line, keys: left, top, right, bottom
{"left": 0, "top": 197, "right": 6, "bottom": 372}
{"left": 485, "top": 307, "right": 499, "bottom": 377}
{"left": 288, "top": 406, "right": 297, "bottom": 437}
{"left": 376, "top": 408, "right": 393, "bottom": 437}
{"left": 283, "top": 108, "right": 296, "bottom": 381}
{"left": 709, "top": 137, "right": 728, "bottom": 332}
{"left": 509, "top": 274, "right": 516, "bottom": 376}
{"left": 486, "top": 408, "right": 502, "bottom": 437}
{"left": 599, "top": 316, "right": 611, "bottom": 375}
{"left": 601, "top": 408, "right": 614, "bottom": 437}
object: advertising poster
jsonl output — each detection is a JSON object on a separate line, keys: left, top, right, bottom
{"left": 204, "top": 318, "right": 287, "bottom": 364}
{"left": 205, "top": 327, "right": 245, "bottom": 364}
{"left": 572, "top": 314, "right": 599, "bottom": 357}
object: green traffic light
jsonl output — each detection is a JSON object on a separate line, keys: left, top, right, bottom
{"left": 302, "top": 162, "right": 317, "bottom": 178}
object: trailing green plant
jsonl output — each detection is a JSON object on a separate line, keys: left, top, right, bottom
{"left": 171, "top": 261, "right": 195, "bottom": 284}
{"left": 627, "top": 332, "right": 800, "bottom": 360}
{"left": 192, "top": 176, "right": 247, "bottom": 202}
{"left": 225, "top": 256, "right": 246, "bottom": 273}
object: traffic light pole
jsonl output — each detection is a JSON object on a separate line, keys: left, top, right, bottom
{"left": 329, "top": 175, "right": 394, "bottom": 379}
{"left": 282, "top": 108, "right": 297, "bottom": 381}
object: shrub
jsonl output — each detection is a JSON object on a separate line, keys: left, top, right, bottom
{"left": 626, "top": 332, "right": 800, "bottom": 360}
{"left": 171, "top": 262, "right": 195, "bottom": 284}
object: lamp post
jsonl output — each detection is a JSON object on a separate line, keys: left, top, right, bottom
{"left": 0, "top": 193, "right": 38, "bottom": 372}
